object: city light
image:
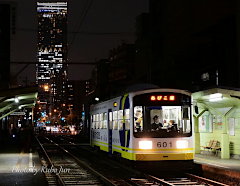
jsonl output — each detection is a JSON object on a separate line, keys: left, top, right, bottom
{"left": 14, "top": 97, "right": 19, "bottom": 103}
{"left": 43, "top": 85, "right": 49, "bottom": 91}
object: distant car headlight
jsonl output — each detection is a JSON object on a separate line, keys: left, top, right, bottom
{"left": 46, "top": 126, "right": 51, "bottom": 131}
{"left": 139, "top": 141, "right": 152, "bottom": 149}
{"left": 176, "top": 140, "right": 188, "bottom": 149}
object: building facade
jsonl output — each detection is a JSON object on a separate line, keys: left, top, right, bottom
{"left": 37, "top": 2, "right": 68, "bottom": 116}
{"left": 65, "top": 80, "right": 92, "bottom": 126}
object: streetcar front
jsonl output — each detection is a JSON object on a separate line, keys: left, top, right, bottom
{"left": 131, "top": 91, "right": 193, "bottom": 162}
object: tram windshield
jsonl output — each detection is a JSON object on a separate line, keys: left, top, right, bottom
{"left": 133, "top": 93, "right": 192, "bottom": 138}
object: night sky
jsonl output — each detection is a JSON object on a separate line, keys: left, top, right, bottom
{"left": 9, "top": 0, "right": 149, "bottom": 85}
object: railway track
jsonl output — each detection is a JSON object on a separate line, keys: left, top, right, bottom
{"left": 36, "top": 136, "right": 117, "bottom": 186}
{"left": 129, "top": 173, "right": 229, "bottom": 186}
{"left": 37, "top": 135, "right": 231, "bottom": 186}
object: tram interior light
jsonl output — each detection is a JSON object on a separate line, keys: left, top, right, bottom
{"left": 139, "top": 141, "right": 152, "bottom": 149}
{"left": 176, "top": 140, "right": 188, "bottom": 149}
{"left": 209, "top": 93, "right": 223, "bottom": 102}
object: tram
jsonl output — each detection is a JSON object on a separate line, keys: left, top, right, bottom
{"left": 90, "top": 88, "right": 194, "bottom": 164}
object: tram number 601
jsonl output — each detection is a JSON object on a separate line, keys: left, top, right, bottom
{"left": 157, "top": 142, "right": 172, "bottom": 148}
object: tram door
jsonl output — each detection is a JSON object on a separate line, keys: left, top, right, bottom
{"left": 108, "top": 109, "right": 113, "bottom": 154}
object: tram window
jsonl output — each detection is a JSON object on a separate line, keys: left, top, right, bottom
{"left": 124, "top": 109, "right": 130, "bottom": 130}
{"left": 181, "top": 119, "right": 191, "bottom": 133}
{"left": 103, "top": 112, "right": 107, "bottom": 129}
{"left": 118, "top": 110, "right": 123, "bottom": 119}
{"left": 113, "top": 111, "right": 118, "bottom": 130}
{"left": 91, "top": 115, "right": 95, "bottom": 129}
{"left": 182, "top": 107, "right": 189, "bottom": 119}
{"left": 100, "top": 113, "right": 104, "bottom": 129}
{"left": 109, "top": 112, "right": 113, "bottom": 129}
{"left": 162, "top": 106, "right": 181, "bottom": 127}
{"left": 113, "top": 111, "right": 118, "bottom": 120}
{"left": 179, "top": 107, "right": 191, "bottom": 133}
{"left": 134, "top": 106, "right": 143, "bottom": 132}
{"left": 124, "top": 109, "right": 130, "bottom": 119}
{"left": 118, "top": 110, "right": 123, "bottom": 130}
{"left": 118, "top": 120, "right": 123, "bottom": 130}
{"left": 96, "top": 114, "right": 100, "bottom": 129}
{"left": 125, "top": 119, "right": 130, "bottom": 130}
{"left": 92, "top": 114, "right": 97, "bottom": 129}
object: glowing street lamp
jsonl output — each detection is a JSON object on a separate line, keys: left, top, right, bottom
{"left": 15, "top": 97, "right": 19, "bottom": 103}
{"left": 43, "top": 85, "right": 49, "bottom": 91}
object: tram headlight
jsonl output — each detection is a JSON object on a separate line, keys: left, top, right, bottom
{"left": 139, "top": 141, "right": 152, "bottom": 149}
{"left": 176, "top": 140, "right": 188, "bottom": 149}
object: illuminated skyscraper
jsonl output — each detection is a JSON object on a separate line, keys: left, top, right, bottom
{"left": 37, "top": 2, "right": 68, "bottom": 114}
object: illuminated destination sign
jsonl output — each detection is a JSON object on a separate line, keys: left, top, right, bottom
{"left": 150, "top": 95, "right": 175, "bottom": 101}
{"left": 133, "top": 92, "right": 190, "bottom": 106}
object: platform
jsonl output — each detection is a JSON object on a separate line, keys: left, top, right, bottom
{"left": 0, "top": 138, "right": 48, "bottom": 186}
{"left": 194, "top": 153, "right": 240, "bottom": 181}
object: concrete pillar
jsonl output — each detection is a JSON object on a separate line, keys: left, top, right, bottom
{"left": 194, "top": 132, "right": 200, "bottom": 154}
{"left": 221, "top": 107, "right": 235, "bottom": 159}
{"left": 193, "top": 109, "right": 207, "bottom": 154}
{"left": 194, "top": 116, "right": 200, "bottom": 153}
{"left": 221, "top": 133, "right": 230, "bottom": 159}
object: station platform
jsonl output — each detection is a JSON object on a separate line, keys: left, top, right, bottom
{"left": 194, "top": 153, "right": 240, "bottom": 181}
{"left": 0, "top": 139, "right": 48, "bottom": 186}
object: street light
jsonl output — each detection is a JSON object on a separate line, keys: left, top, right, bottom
{"left": 15, "top": 97, "right": 19, "bottom": 103}
{"left": 43, "top": 84, "right": 49, "bottom": 92}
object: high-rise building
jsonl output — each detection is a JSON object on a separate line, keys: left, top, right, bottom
{"left": 37, "top": 2, "right": 68, "bottom": 115}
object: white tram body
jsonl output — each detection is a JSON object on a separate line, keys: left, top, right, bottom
{"left": 90, "top": 89, "right": 194, "bottom": 161}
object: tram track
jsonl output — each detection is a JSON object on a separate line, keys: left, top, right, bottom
{"left": 36, "top": 136, "right": 117, "bottom": 186}
{"left": 129, "top": 173, "right": 229, "bottom": 186}
{"left": 41, "top": 135, "right": 231, "bottom": 186}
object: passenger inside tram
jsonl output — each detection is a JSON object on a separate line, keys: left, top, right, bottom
{"left": 133, "top": 105, "right": 191, "bottom": 137}
{"left": 151, "top": 115, "right": 163, "bottom": 131}
{"left": 167, "top": 120, "right": 178, "bottom": 132}
{"left": 134, "top": 109, "right": 143, "bottom": 132}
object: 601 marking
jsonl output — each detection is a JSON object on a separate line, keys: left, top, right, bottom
{"left": 157, "top": 142, "right": 172, "bottom": 148}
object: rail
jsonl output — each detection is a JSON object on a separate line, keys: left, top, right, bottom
{"left": 36, "top": 136, "right": 117, "bottom": 186}
{"left": 129, "top": 173, "right": 229, "bottom": 186}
